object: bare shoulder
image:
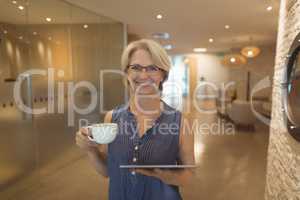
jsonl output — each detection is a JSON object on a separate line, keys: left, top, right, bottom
{"left": 104, "top": 110, "right": 113, "bottom": 123}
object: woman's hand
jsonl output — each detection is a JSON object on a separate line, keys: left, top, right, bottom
{"left": 135, "top": 168, "right": 173, "bottom": 182}
{"left": 135, "top": 114, "right": 196, "bottom": 186}
{"left": 135, "top": 168, "right": 194, "bottom": 186}
{"left": 75, "top": 127, "right": 99, "bottom": 152}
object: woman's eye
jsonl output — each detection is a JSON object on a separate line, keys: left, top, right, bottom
{"left": 148, "top": 66, "right": 159, "bottom": 71}
{"left": 131, "top": 65, "right": 140, "bottom": 70}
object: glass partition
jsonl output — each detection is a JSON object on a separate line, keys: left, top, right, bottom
{"left": 0, "top": 0, "right": 125, "bottom": 199}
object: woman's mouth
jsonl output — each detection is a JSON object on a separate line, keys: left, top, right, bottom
{"left": 134, "top": 80, "right": 154, "bottom": 86}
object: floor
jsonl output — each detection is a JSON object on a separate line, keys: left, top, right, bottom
{"left": 0, "top": 100, "right": 270, "bottom": 200}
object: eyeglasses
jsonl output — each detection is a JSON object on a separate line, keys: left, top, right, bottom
{"left": 127, "top": 64, "right": 163, "bottom": 75}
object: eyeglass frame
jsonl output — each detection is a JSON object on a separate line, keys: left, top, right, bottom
{"left": 126, "top": 64, "right": 165, "bottom": 75}
{"left": 125, "top": 64, "right": 169, "bottom": 91}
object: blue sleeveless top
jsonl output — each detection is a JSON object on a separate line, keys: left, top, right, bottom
{"left": 107, "top": 100, "right": 183, "bottom": 200}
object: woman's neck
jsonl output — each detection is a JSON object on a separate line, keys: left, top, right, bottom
{"left": 129, "top": 94, "right": 162, "bottom": 116}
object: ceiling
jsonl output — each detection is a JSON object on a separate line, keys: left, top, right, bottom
{"left": 0, "top": 0, "right": 117, "bottom": 25}
{"left": 1, "top": 0, "right": 279, "bottom": 54}
{"left": 65, "top": 0, "right": 280, "bottom": 55}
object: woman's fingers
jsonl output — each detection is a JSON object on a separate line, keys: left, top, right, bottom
{"left": 75, "top": 129, "right": 98, "bottom": 151}
{"left": 135, "top": 169, "right": 159, "bottom": 178}
{"left": 80, "top": 127, "right": 91, "bottom": 137}
{"left": 76, "top": 130, "right": 88, "bottom": 141}
{"left": 135, "top": 169, "right": 150, "bottom": 176}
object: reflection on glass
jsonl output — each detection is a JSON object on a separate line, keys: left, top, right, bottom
{"left": 0, "top": 0, "right": 124, "bottom": 198}
{"left": 287, "top": 52, "right": 300, "bottom": 125}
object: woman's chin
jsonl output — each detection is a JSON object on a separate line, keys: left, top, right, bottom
{"left": 136, "top": 90, "right": 156, "bottom": 95}
{"left": 134, "top": 86, "right": 159, "bottom": 95}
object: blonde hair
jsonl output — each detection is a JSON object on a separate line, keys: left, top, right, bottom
{"left": 121, "top": 39, "right": 171, "bottom": 72}
{"left": 121, "top": 39, "right": 171, "bottom": 90}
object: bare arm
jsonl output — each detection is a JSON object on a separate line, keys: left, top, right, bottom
{"left": 135, "top": 113, "right": 196, "bottom": 186}
{"left": 76, "top": 111, "right": 113, "bottom": 178}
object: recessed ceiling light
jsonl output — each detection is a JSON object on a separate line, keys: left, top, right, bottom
{"left": 152, "top": 32, "right": 170, "bottom": 39}
{"left": 230, "top": 57, "right": 236, "bottom": 63}
{"left": 163, "top": 44, "right": 173, "bottom": 50}
{"left": 33, "top": 31, "right": 37, "bottom": 35}
{"left": 267, "top": 6, "right": 273, "bottom": 11}
{"left": 83, "top": 24, "right": 89, "bottom": 29}
{"left": 18, "top": 5, "right": 24, "bottom": 10}
{"left": 225, "top": 25, "right": 230, "bottom": 29}
{"left": 3, "top": 30, "right": 8, "bottom": 34}
{"left": 18, "top": 36, "right": 23, "bottom": 40}
{"left": 46, "top": 17, "right": 52, "bottom": 22}
{"left": 209, "top": 38, "right": 214, "bottom": 43}
{"left": 12, "top": 0, "right": 17, "bottom": 4}
{"left": 156, "top": 14, "right": 163, "bottom": 20}
{"left": 298, "top": 39, "right": 300, "bottom": 42}
{"left": 193, "top": 48, "right": 207, "bottom": 53}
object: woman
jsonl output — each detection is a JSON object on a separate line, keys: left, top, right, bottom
{"left": 76, "top": 39, "right": 195, "bottom": 200}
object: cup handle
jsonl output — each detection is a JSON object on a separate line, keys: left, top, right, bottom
{"left": 88, "top": 136, "right": 96, "bottom": 142}
{"left": 86, "top": 126, "right": 96, "bottom": 142}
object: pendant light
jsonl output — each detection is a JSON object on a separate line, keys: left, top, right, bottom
{"left": 241, "top": 37, "right": 261, "bottom": 58}
{"left": 222, "top": 54, "right": 247, "bottom": 66}
{"left": 241, "top": 46, "right": 261, "bottom": 58}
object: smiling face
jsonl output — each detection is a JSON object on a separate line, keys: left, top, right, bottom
{"left": 126, "top": 49, "right": 164, "bottom": 95}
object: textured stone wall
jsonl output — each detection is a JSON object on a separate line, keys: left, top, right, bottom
{"left": 265, "top": 0, "right": 300, "bottom": 199}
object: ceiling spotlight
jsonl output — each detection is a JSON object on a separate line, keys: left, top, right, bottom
{"left": 156, "top": 14, "right": 163, "bottom": 20}
{"left": 230, "top": 57, "right": 236, "bottom": 63}
{"left": 18, "top": 5, "right": 24, "bottom": 10}
{"left": 225, "top": 25, "right": 230, "bottom": 29}
{"left": 12, "top": 0, "right": 17, "bottom": 4}
{"left": 209, "top": 38, "right": 214, "bottom": 43}
{"left": 33, "top": 31, "right": 37, "bottom": 35}
{"left": 152, "top": 32, "right": 170, "bottom": 39}
{"left": 163, "top": 44, "right": 173, "bottom": 50}
{"left": 193, "top": 48, "right": 207, "bottom": 53}
{"left": 83, "top": 24, "right": 89, "bottom": 29}
{"left": 18, "top": 36, "right": 23, "bottom": 40}
{"left": 267, "top": 6, "right": 273, "bottom": 11}
{"left": 3, "top": 30, "right": 8, "bottom": 34}
{"left": 46, "top": 17, "right": 52, "bottom": 22}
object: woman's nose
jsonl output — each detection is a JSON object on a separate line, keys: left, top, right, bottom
{"left": 138, "top": 69, "right": 149, "bottom": 78}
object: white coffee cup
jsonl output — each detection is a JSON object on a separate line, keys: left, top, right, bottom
{"left": 87, "top": 123, "right": 118, "bottom": 144}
